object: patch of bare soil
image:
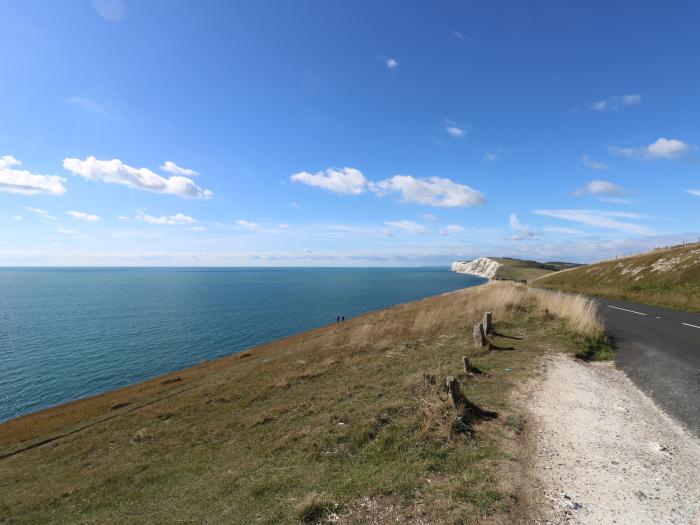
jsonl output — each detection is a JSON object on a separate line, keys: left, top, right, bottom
{"left": 529, "top": 355, "right": 700, "bottom": 524}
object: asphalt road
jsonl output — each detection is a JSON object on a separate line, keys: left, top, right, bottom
{"left": 594, "top": 297, "right": 700, "bottom": 437}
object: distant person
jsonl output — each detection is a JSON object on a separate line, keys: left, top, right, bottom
{"left": 341, "top": 315, "right": 345, "bottom": 322}
{"left": 336, "top": 315, "right": 340, "bottom": 323}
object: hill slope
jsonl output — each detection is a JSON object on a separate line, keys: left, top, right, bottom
{"left": 0, "top": 283, "right": 602, "bottom": 524}
{"left": 452, "top": 257, "right": 580, "bottom": 282}
{"left": 535, "top": 243, "right": 700, "bottom": 312}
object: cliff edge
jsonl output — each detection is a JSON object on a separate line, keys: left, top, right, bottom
{"left": 451, "top": 257, "right": 502, "bottom": 279}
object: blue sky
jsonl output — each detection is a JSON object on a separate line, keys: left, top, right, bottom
{"left": 1, "top": 0, "right": 699, "bottom": 266}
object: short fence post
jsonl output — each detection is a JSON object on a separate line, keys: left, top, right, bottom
{"left": 483, "top": 312, "right": 492, "bottom": 334}
{"left": 463, "top": 356, "right": 471, "bottom": 374}
{"left": 446, "top": 376, "right": 462, "bottom": 407}
{"left": 473, "top": 323, "right": 486, "bottom": 348}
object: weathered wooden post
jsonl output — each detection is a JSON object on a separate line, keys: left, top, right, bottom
{"left": 446, "top": 376, "right": 462, "bottom": 407}
{"left": 463, "top": 356, "right": 471, "bottom": 374}
{"left": 473, "top": 323, "right": 486, "bottom": 348}
{"left": 483, "top": 312, "right": 493, "bottom": 334}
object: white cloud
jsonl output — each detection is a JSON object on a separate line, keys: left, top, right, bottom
{"left": 291, "top": 202, "right": 301, "bottom": 208}
{"left": 581, "top": 154, "right": 608, "bottom": 170}
{"left": 573, "top": 180, "right": 626, "bottom": 197}
{"left": 591, "top": 94, "right": 642, "bottom": 111}
{"left": 385, "top": 57, "right": 399, "bottom": 69}
{"left": 67, "top": 210, "right": 100, "bottom": 222}
{"left": 508, "top": 213, "right": 538, "bottom": 240}
{"left": 236, "top": 219, "right": 260, "bottom": 230}
{"left": 453, "top": 30, "right": 466, "bottom": 39}
{"left": 384, "top": 220, "right": 427, "bottom": 234}
{"left": 687, "top": 190, "right": 700, "bottom": 197}
{"left": 445, "top": 120, "right": 466, "bottom": 138}
{"left": 117, "top": 215, "right": 130, "bottom": 221}
{"left": 136, "top": 210, "right": 197, "bottom": 225}
{"left": 439, "top": 224, "right": 464, "bottom": 235}
{"left": 533, "top": 209, "right": 656, "bottom": 235}
{"left": 25, "top": 206, "right": 57, "bottom": 220}
{"left": 290, "top": 167, "right": 369, "bottom": 195}
{"left": 57, "top": 228, "right": 77, "bottom": 235}
{"left": 0, "top": 155, "right": 67, "bottom": 196}
{"left": 160, "top": 161, "right": 199, "bottom": 177}
{"left": 191, "top": 226, "right": 206, "bottom": 232}
{"left": 484, "top": 152, "right": 499, "bottom": 162}
{"left": 12, "top": 215, "right": 22, "bottom": 221}
{"left": 277, "top": 223, "right": 290, "bottom": 229}
{"left": 609, "top": 138, "right": 691, "bottom": 159}
{"left": 63, "top": 156, "right": 213, "bottom": 198}
{"left": 421, "top": 213, "right": 438, "bottom": 222}
{"left": 372, "top": 175, "right": 485, "bottom": 207}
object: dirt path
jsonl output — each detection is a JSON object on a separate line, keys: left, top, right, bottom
{"left": 528, "top": 355, "right": 700, "bottom": 524}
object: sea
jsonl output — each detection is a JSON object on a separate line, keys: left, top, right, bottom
{"left": 0, "top": 267, "right": 485, "bottom": 423}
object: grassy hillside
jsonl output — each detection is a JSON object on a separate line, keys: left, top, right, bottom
{"left": 0, "top": 284, "right": 604, "bottom": 524}
{"left": 535, "top": 242, "right": 700, "bottom": 312}
{"left": 492, "top": 258, "right": 581, "bottom": 283}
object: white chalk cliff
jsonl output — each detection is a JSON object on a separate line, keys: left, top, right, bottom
{"left": 451, "top": 257, "right": 502, "bottom": 279}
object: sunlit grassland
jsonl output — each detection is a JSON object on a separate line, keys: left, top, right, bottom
{"left": 0, "top": 283, "right": 604, "bottom": 524}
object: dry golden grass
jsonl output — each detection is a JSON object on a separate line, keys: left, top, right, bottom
{"left": 0, "top": 282, "right": 604, "bottom": 524}
{"left": 536, "top": 242, "right": 700, "bottom": 312}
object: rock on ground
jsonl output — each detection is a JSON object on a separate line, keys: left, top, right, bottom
{"left": 529, "top": 355, "right": 700, "bottom": 525}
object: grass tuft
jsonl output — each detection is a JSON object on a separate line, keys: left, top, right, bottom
{"left": 295, "top": 492, "right": 337, "bottom": 523}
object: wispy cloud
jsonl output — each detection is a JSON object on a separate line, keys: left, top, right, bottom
{"left": 160, "top": 161, "right": 199, "bottom": 177}
{"left": 439, "top": 224, "right": 464, "bottom": 236}
{"left": 67, "top": 210, "right": 100, "bottom": 222}
{"left": 384, "top": 220, "right": 427, "bottom": 234}
{"left": 0, "top": 155, "right": 67, "bottom": 196}
{"left": 66, "top": 96, "right": 108, "bottom": 117}
{"left": 609, "top": 138, "right": 691, "bottom": 159}
{"left": 533, "top": 208, "right": 655, "bottom": 235}
{"left": 687, "top": 190, "right": 700, "bottom": 197}
{"left": 236, "top": 219, "right": 260, "bottom": 230}
{"left": 92, "top": 0, "right": 125, "bottom": 22}
{"left": 542, "top": 226, "right": 585, "bottom": 235}
{"left": 508, "top": 213, "right": 538, "bottom": 240}
{"left": 453, "top": 30, "right": 466, "bottom": 39}
{"left": 25, "top": 207, "right": 58, "bottom": 220}
{"left": 57, "top": 227, "right": 77, "bottom": 235}
{"left": 581, "top": 154, "right": 607, "bottom": 170}
{"left": 573, "top": 180, "right": 626, "bottom": 197}
{"left": 445, "top": 119, "right": 466, "bottom": 138}
{"left": 590, "top": 94, "right": 642, "bottom": 111}
{"left": 136, "top": 210, "right": 197, "bottom": 225}
{"left": 63, "top": 156, "right": 212, "bottom": 198}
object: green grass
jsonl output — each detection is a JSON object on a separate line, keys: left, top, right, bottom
{"left": 492, "top": 258, "right": 580, "bottom": 283}
{"left": 535, "top": 242, "right": 700, "bottom": 312}
{"left": 0, "top": 284, "right": 602, "bottom": 524}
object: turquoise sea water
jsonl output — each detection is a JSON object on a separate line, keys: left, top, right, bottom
{"left": 0, "top": 267, "right": 485, "bottom": 422}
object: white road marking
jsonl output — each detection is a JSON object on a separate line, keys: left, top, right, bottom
{"left": 681, "top": 322, "right": 700, "bottom": 329}
{"left": 656, "top": 316, "right": 662, "bottom": 319}
{"left": 607, "top": 305, "right": 647, "bottom": 316}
